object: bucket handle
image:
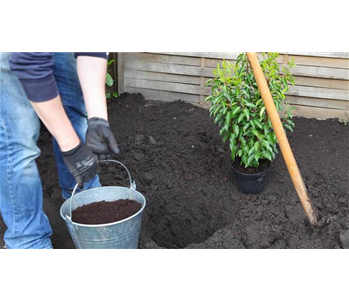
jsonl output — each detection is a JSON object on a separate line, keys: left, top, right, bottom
{"left": 66, "top": 159, "right": 136, "bottom": 223}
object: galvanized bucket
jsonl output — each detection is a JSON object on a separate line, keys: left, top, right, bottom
{"left": 60, "top": 160, "right": 146, "bottom": 249}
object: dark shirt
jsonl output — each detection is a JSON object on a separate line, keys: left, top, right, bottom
{"left": 9, "top": 52, "right": 107, "bottom": 102}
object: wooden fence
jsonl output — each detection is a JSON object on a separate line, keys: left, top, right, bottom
{"left": 117, "top": 52, "right": 349, "bottom": 121}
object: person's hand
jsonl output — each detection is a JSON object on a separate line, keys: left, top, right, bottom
{"left": 86, "top": 117, "right": 120, "bottom": 164}
{"left": 62, "top": 142, "right": 99, "bottom": 188}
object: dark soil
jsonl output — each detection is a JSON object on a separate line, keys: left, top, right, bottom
{"left": 1, "top": 92, "right": 348, "bottom": 249}
{"left": 72, "top": 199, "right": 142, "bottom": 225}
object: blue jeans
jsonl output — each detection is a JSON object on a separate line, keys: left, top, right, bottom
{"left": 0, "top": 52, "right": 101, "bottom": 249}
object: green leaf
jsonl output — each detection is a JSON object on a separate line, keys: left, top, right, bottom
{"left": 256, "top": 99, "right": 263, "bottom": 106}
{"left": 223, "top": 84, "right": 229, "bottom": 99}
{"left": 233, "top": 124, "right": 239, "bottom": 136}
{"left": 286, "top": 119, "right": 295, "bottom": 127}
{"left": 235, "top": 88, "right": 240, "bottom": 98}
{"left": 106, "top": 73, "right": 114, "bottom": 87}
{"left": 231, "top": 106, "right": 241, "bottom": 117}
{"left": 214, "top": 111, "right": 223, "bottom": 124}
{"left": 243, "top": 123, "right": 250, "bottom": 132}
{"left": 263, "top": 124, "right": 270, "bottom": 135}
{"left": 230, "top": 135, "right": 237, "bottom": 150}
{"left": 223, "top": 132, "right": 231, "bottom": 142}
{"left": 284, "top": 124, "right": 294, "bottom": 133}
{"left": 224, "top": 111, "right": 232, "bottom": 131}
{"left": 237, "top": 113, "right": 245, "bottom": 124}
{"left": 239, "top": 136, "right": 246, "bottom": 146}
{"left": 254, "top": 119, "right": 263, "bottom": 129}
{"left": 246, "top": 154, "right": 255, "bottom": 167}
{"left": 262, "top": 140, "right": 273, "bottom": 153}
{"left": 255, "top": 152, "right": 261, "bottom": 161}
{"left": 242, "top": 154, "right": 248, "bottom": 165}
{"left": 107, "top": 59, "right": 115, "bottom": 66}
{"left": 252, "top": 129, "right": 259, "bottom": 137}
{"left": 205, "top": 95, "right": 213, "bottom": 103}
{"left": 245, "top": 102, "right": 256, "bottom": 108}
{"left": 248, "top": 147, "right": 255, "bottom": 156}
{"left": 260, "top": 106, "right": 266, "bottom": 118}
{"left": 231, "top": 144, "right": 238, "bottom": 157}
{"left": 242, "top": 89, "right": 250, "bottom": 99}
{"left": 243, "top": 108, "right": 250, "bottom": 120}
{"left": 264, "top": 152, "right": 272, "bottom": 161}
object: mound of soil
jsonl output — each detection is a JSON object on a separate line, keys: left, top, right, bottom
{"left": 1, "top": 92, "right": 348, "bottom": 249}
{"left": 72, "top": 199, "right": 142, "bottom": 225}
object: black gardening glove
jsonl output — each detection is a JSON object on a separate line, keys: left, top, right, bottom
{"left": 86, "top": 117, "right": 120, "bottom": 165}
{"left": 62, "top": 142, "right": 99, "bottom": 188}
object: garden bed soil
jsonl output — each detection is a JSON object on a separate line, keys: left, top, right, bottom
{"left": 1, "top": 92, "right": 348, "bottom": 249}
{"left": 72, "top": 199, "right": 142, "bottom": 225}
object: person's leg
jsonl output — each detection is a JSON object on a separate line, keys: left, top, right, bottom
{"left": 0, "top": 52, "right": 53, "bottom": 249}
{"left": 52, "top": 52, "right": 101, "bottom": 200}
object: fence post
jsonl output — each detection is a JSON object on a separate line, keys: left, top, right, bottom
{"left": 117, "top": 52, "right": 125, "bottom": 94}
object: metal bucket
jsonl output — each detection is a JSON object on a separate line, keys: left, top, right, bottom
{"left": 60, "top": 160, "right": 146, "bottom": 249}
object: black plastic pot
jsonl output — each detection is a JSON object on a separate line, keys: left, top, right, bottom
{"left": 232, "top": 161, "right": 271, "bottom": 194}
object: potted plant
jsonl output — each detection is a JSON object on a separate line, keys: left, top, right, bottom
{"left": 205, "top": 52, "right": 296, "bottom": 194}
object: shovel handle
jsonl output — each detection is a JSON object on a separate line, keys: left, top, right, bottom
{"left": 246, "top": 52, "right": 318, "bottom": 227}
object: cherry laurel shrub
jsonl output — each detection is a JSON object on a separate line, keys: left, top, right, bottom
{"left": 205, "top": 52, "right": 296, "bottom": 168}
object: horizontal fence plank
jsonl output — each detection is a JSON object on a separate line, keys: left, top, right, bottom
{"left": 284, "top": 52, "right": 349, "bottom": 59}
{"left": 291, "top": 65, "right": 349, "bottom": 80}
{"left": 125, "top": 87, "right": 200, "bottom": 103}
{"left": 286, "top": 96, "right": 349, "bottom": 110}
{"left": 157, "top": 52, "right": 240, "bottom": 60}
{"left": 125, "top": 60, "right": 214, "bottom": 77}
{"left": 293, "top": 76, "right": 349, "bottom": 90}
{"left": 290, "top": 55, "right": 349, "bottom": 69}
{"left": 125, "top": 69, "right": 200, "bottom": 85}
{"left": 126, "top": 52, "right": 201, "bottom": 66}
{"left": 291, "top": 105, "right": 349, "bottom": 120}
{"left": 125, "top": 78, "right": 210, "bottom": 95}
{"left": 205, "top": 57, "right": 236, "bottom": 68}
{"left": 288, "top": 85, "right": 349, "bottom": 101}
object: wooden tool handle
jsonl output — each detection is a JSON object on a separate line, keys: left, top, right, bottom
{"left": 246, "top": 52, "right": 318, "bottom": 227}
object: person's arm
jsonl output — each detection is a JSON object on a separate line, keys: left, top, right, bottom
{"left": 9, "top": 52, "right": 59, "bottom": 102}
{"left": 76, "top": 55, "right": 108, "bottom": 120}
{"left": 76, "top": 54, "right": 120, "bottom": 162}
{"left": 30, "top": 96, "right": 80, "bottom": 151}
{"left": 9, "top": 53, "right": 79, "bottom": 151}
{"left": 9, "top": 52, "right": 99, "bottom": 186}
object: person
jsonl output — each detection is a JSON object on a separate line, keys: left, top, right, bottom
{"left": 0, "top": 52, "right": 119, "bottom": 249}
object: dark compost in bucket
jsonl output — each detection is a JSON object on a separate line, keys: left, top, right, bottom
{"left": 72, "top": 199, "right": 142, "bottom": 225}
